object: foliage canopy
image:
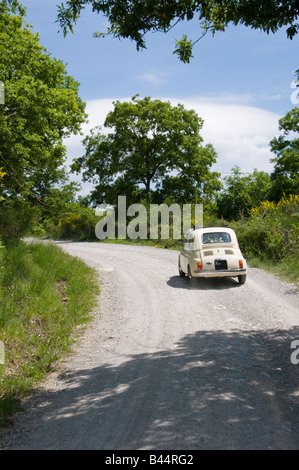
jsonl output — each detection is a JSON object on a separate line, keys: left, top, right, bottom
{"left": 0, "top": 7, "right": 87, "bottom": 201}
{"left": 72, "top": 95, "right": 220, "bottom": 205}
{"left": 56, "top": 0, "right": 299, "bottom": 62}
{"left": 217, "top": 166, "right": 272, "bottom": 220}
{"left": 269, "top": 107, "right": 299, "bottom": 201}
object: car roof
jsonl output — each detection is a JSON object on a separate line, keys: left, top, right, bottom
{"left": 192, "top": 225, "right": 233, "bottom": 233}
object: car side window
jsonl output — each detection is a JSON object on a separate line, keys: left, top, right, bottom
{"left": 183, "top": 233, "right": 194, "bottom": 250}
{"left": 183, "top": 236, "right": 188, "bottom": 250}
{"left": 187, "top": 235, "right": 194, "bottom": 250}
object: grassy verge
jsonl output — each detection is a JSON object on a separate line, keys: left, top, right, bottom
{"left": 0, "top": 241, "right": 99, "bottom": 426}
{"left": 99, "top": 237, "right": 182, "bottom": 251}
{"left": 248, "top": 254, "right": 299, "bottom": 286}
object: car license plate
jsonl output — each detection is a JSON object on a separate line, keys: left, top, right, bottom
{"left": 215, "top": 259, "right": 228, "bottom": 270}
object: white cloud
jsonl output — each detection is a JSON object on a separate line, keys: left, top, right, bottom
{"left": 138, "top": 72, "right": 167, "bottom": 86}
{"left": 64, "top": 96, "right": 281, "bottom": 195}
{"left": 195, "top": 92, "right": 283, "bottom": 106}
{"left": 161, "top": 97, "right": 280, "bottom": 174}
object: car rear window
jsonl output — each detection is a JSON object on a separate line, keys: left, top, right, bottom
{"left": 202, "top": 232, "right": 231, "bottom": 244}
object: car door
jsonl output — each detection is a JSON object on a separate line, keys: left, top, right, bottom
{"left": 182, "top": 232, "right": 195, "bottom": 273}
{"left": 179, "top": 236, "right": 187, "bottom": 273}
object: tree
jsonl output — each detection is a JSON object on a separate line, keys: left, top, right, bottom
{"left": 0, "top": 0, "right": 24, "bottom": 15}
{"left": 41, "top": 182, "right": 81, "bottom": 223}
{"left": 56, "top": 0, "right": 299, "bottom": 62}
{"left": 269, "top": 107, "right": 299, "bottom": 201}
{"left": 72, "top": 95, "right": 220, "bottom": 205}
{"left": 154, "top": 146, "right": 222, "bottom": 205}
{"left": 217, "top": 166, "right": 272, "bottom": 220}
{"left": 0, "top": 166, "right": 5, "bottom": 202}
{"left": 40, "top": 182, "right": 98, "bottom": 240}
{"left": 0, "top": 6, "right": 87, "bottom": 201}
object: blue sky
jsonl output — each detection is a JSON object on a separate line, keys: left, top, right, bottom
{"left": 20, "top": 1, "right": 299, "bottom": 193}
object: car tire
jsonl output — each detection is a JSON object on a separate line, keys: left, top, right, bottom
{"left": 178, "top": 259, "right": 185, "bottom": 277}
{"left": 188, "top": 266, "right": 197, "bottom": 287}
{"left": 238, "top": 274, "right": 246, "bottom": 285}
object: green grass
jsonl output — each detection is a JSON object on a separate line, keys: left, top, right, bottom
{"left": 248, "top": 254, "right": 299, "bottom": 287}
{"left": 0, "top": 241, "right": 99, "bottom": 426}
{"left": 99, "top": 237, "right": 182, "bottom": 251}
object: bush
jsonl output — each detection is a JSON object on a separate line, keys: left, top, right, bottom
{"left": 232, "top": 194, "right": 299, "bottom": 265}
{"left": 233, "top": 221, "right": 285, "bottom": 261}
{"left": 44, "top": 205, "right": 98, "bottom": 240}
{"left": 0, "top": 200, "right": 39, "bottom": 244}
{"left": 58, "top": 213, "right": 94, "bottom": 239}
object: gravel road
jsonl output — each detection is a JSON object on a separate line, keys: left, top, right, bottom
{"left": 2, "top": 241, "right": 299, "bottom": 450}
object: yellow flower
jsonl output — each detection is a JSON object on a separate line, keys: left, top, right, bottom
{"left": 0, "top": 167, "right": 6, "bottom": 180}
{"left": 251, "top": 194, "right": 299, "bottom": 218}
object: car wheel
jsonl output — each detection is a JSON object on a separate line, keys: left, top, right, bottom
{"left": 178, "top": 259, "right": 185, "bottom": 277}
{"left": 188, "top": 266, "right": 197, "bottom": 287}
{"left": 238, "top": 274, "right": 246, "bottom": 285}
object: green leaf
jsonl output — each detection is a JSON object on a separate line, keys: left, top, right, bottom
{"left": 173, "top": 34, "right": 193, "bottom": 63}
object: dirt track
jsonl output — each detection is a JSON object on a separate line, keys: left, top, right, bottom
{"left": 2, "top": 242, "right": 299, "bottom": 449}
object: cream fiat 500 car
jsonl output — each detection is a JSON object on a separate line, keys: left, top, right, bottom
{"left": 178, "top": 226, "right": 247, "bottom": 286}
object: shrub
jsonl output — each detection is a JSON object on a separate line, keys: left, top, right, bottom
{"left": 232, "top": 194, "right": 299, "bottom": 263}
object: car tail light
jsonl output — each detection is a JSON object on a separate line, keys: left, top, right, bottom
{"left": 197, "top": 261, "right": 203, "bottom": 271}
{"left": 239, "top": 260, "right": 243, "bottom": 269}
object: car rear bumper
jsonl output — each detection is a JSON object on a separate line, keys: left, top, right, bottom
{"left": 193, "top": 268, "right": 247, "bottom": 278}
